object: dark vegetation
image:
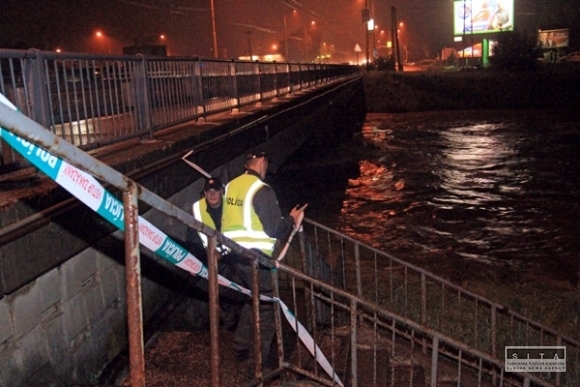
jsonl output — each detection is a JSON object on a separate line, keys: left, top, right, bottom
{"left": 364, "top": 64, "right": 580, "bottom": 113}
{"left": 365, "top": 29, "right": 580, "bottom": 113}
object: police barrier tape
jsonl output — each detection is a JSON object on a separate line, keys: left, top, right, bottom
{"left": 0, "top": 93, "right": 343, "bottom": 386}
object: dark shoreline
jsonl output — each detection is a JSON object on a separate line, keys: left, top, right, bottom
{"left": 363, "top": 66, "right": 580, "bottom": 113}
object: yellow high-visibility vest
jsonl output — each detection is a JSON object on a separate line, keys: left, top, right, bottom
{"left": 192, "top": 198, "right": 227, "bottom": 254}
{"left": 222, "top": 174, "right": 276, "bottom": 257}
{"left": 192, "top": 198, "right": 216, "bottom": 248}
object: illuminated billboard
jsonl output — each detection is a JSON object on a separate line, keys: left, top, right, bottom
{"left": 458, "top": 41, "right": 498, "bottom": 58}
{"left": 537, "top": 29, "right": 569, "bottom": 49}
{"left": 454, "top": 0, "right": 514, "bottom": 35}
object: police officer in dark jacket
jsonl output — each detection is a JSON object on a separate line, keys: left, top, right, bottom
{"left": 222, "top": 150, "right": 304, "bottom": 373}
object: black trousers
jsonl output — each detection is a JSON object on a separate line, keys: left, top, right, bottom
{"left": 231, "top": 253, "right": 277, "bottom": 371}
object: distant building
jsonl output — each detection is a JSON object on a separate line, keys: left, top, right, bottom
{"left": 441, "top": 47, "right": 457, "bottom": 61}
{"left": 123, "top": 45, "right": 167, "bottom": 56}
{"left": 238, "top": 54, "right": 284, "bottom": 62}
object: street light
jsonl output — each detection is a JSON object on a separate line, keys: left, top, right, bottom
{"left": 94, "top": 30, "right": 111, "bottom": 54}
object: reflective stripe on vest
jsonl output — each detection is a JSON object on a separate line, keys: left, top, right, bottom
{"left": 192, "top": 199, "right": 213, "bottom": 248}
{"left": 192, "top": 199, "right": 228, "bottom": 254}
{"left": 222, "top": 174, "right": 276, "bottom": 256}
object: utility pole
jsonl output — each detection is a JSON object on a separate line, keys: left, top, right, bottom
{"left": 366, "top": 0, "right": 370, "bottom": 69}
{"left": 463, "top": 0, "right": 466, "bottom": 65}
{"left": 362, "top": 1, "right": 370, "bottom": 69}
{"left": 210, "top": 0, "right": 218, "bottom": 58}
{"left": 392, "top": 6, "right": 403, "bottom": 71}
{"left": 283, "top": 15, "right": 289, "bottom": 61}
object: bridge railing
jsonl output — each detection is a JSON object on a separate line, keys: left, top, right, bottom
{"left": 0, "top": 48, "right": 359, "bottom": 170}
{"left": 288, "top": 218, "right": 580, "bottom": 387}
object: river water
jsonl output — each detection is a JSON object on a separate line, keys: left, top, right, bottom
{"left": 272, "top": 109, "right": 580, "bottom": 288}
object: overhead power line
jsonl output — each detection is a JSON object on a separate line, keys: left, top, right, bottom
{"left": 116, "top": 0, "right": 206, "bottom": 14}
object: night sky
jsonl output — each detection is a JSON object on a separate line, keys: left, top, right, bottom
{"left": 1, "top": 0, "right": 578, "bottom": 62}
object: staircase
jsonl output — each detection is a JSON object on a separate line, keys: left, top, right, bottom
{"left": 119, "top": 219, "right": 579, "bottom": 386}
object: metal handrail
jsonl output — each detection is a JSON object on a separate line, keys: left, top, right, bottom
{"left": 294, "top": 217, "right": 579, "bottom": 387}
{"left": 0, "top": 48, "right": 359, "bottom": 170}
{"left": 278, "top": 260, "right": 558, "bottom": 387}
{"left": 304, "top": 219, "right": 579, "bottom": 346}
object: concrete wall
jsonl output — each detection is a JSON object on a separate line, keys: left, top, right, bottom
{"left": 0, "top": 77, "right": 365, "bottom": 386}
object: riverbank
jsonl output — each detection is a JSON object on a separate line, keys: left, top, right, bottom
{"left": 363, "top": 65, "right": 580, "bottom": 113}
{"left": 356, "top": 70, "right": 580, "bottom": 342}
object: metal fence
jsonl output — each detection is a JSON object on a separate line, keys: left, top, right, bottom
{"left": 284, "top": 218, "right": 580, "bottom": 387}
{"left": 1, "top": 98, "right": 576, "bottom": 387}
{"left": 0, "top": 48, "right": 358, "bottom": 169}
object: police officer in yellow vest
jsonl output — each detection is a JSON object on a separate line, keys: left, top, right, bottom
{"left": 192, "top": 177, "right": 225, "bottom": 253}
{"left": 186, "top": 176, "right": 242, "bottom": 330}
{"left": 186, "top": 177, "right": 225, "bottom": 260}
{"left": 222, "top": 150, "right": 304, "bottom": 373}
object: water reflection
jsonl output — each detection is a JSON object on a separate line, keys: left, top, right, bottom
{"left": 277, "top": 110, "right": 580, "bottom": 284}
{"left": 438, "top": 123, "right": 526, "bottom": 205}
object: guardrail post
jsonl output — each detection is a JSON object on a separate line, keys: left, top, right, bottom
{"left": 355, "top": 243, "right": 362, "bottom": 299}
{"left": 207, "top": 236, "right": 220, "bottom": 386}
{"left": 251, "top": 259, "right": 263, "bottom": 380}
{"left": 232, "top": 60, "right": 240, "bottom": 110}
{"left": 25, "top": 49, "right": 51, "bottom": 128}
{"left": 192, "top": 58, "right": 205, "bottom": 117}
{"left": 133, "top": 55, "right": 152, "bottom": 135}
{"left": 286, "top": 62, "right": 292, "bottom": 94}
{"left": 421, "top": 272, "right": 427, "bottom": 353}
{"left": 350, "top": 298, "right": 358, "bottom": 387}
{"left": 123, "top": 182, "right": 146, "bottom": 387}
{"left": 430, "top": 336, "right": 439, "bottom": 387}
{"left": 298, "top": 224, "right": 313, "bottom": 332}
{"left": 556, "top": 336, "right": 562, "bottom": 386}
{"left": 256, "top": 61, "right": 263, "bottom": 102}
{"left": 271, "top": 262, "right": 285, "bottom": 371}
{"left": 274, "top": 62, "right": 279, "bottom": 97}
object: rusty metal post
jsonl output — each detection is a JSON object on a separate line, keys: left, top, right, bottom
{"left": 250, "top": 260, "right": 263, "bottom": 380}
{"left": 354, "top": 243, "right": 363, "bottom": 328}
{"left": 207, "top": 235, "right": 221, "bottom": 386}
{"left": 298, "top": 226, "right": 313, "bottom": 332}
{"left": 421, "top": 272, "right": 427, "bottom": 354}
{"left": 430, "top": 336, "right": 439, "bottom": 387}
{"left": 123, "top": 182, "right": 145, "bottom": 387}
{"left": 349, "top": 298, "right": 358, "bottom": 387}
{"left": 491, "top": 305, "right": 497, "bottom": 385}
{"left": 354, "top": 243, "right": 362, "bottom": 298}
{"left": 271, "top": 266, "right": 284, "bottom": 370}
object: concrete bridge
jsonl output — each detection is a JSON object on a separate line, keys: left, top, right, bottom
{"left": 0, "top": 49, "right": 365, "bottom": 386}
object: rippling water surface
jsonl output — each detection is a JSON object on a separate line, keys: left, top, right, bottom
{"left": 274, "top": 110, "right": 580, "bottom": 284}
